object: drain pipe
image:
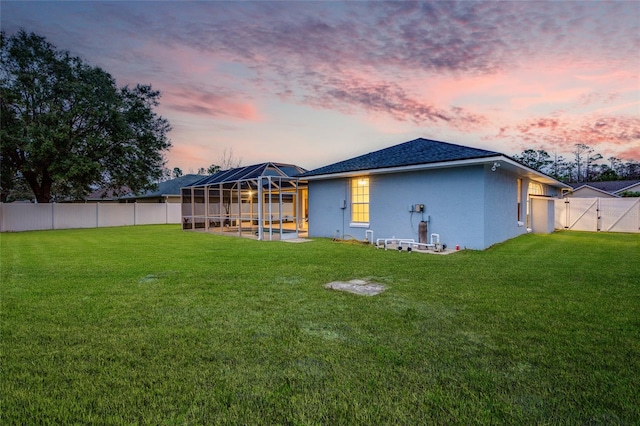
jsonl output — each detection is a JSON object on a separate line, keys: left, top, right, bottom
{"left": 365, "top": 229, "right": 374, "bottom": 244}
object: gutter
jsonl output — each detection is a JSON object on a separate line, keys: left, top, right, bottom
{"left": 303, "top": 155, "right": 570, "bottom": 189}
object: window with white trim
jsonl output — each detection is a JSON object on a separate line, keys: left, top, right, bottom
{"left": 527, "top": 181, "right": 544, "bottom": 227}
{"left": 517, "top": 178, "right": 523, "bottom": 221}
{"left": 528, "top": 182, "right": 544, "bottom": 196}
{"left": 351, "top": 177, "right": 369, "bottom": 223}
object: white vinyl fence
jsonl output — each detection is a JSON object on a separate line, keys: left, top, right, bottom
{"left": 0, "top": 202, "right": 182, "bottom": 232}
{"left": 555, "top": 197, "right": 640, "bottom": 233}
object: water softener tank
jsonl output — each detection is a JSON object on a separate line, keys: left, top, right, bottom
{"left": 419, "top": 221, "right": 428, "bottom": 244}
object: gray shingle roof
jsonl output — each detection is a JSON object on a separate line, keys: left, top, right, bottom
{"left": 568, "top": 180, "right": 640, "bottom": 194}
{"left": 299, "top": 138, "right": 500, "bottom": 177}
{"left": 121, "top": 174, "right": 204, "bottom": 199}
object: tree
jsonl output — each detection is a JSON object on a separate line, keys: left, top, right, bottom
{"left": 513, "top": 149, "right": 552, "bottom": 173}
{"left": 207, "top": 164, "right": 221, "bottom": 174}
{"left": 585, "top": 149, "right": 603, "bottom": 181}
{"left": 621, "top": 160, "right": 640, "bottom": 180}
{"left": 548, "top": 152, "right": 569, "bottom": 182}
{"left": 195, "top": 148, "right": 242, "bottom": 176}
{"left": 572, "top": 144, "right": 589, "bottom": 182}
{"left": 218, "top": 147, "right": 242, "bottom": 170}
{"left": 172, "top": 167, "right": 183, "bottom": 178}
{"left": 595, "top": 165, "right": 618, "bottom": 181}
{"left": 0, "top": 30, "right": 171, "bottom": 203}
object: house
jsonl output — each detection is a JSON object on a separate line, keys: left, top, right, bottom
{"left": 564, "top": 180, "right": 640, "bottom": 198}
{"left": 83, "top": 186, "right": 131, "bottom": 203}
{"left": 299, "top": 138, "right": 570, "bottom": 250}
{"left": 120, "top": 174, "right": 204, "bottom": 203}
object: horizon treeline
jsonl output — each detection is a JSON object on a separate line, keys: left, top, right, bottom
{"left": 512, "top": 144, "right": 639, "bottom": 183}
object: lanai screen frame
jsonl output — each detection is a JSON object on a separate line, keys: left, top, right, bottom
{"left": 181, "top": 164, "right": 307, "bottom": 241}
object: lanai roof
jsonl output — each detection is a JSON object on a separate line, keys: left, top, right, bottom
{"left": 187, "top": 162, "right": 307, "bottom": 187}
{"left": 299, "top": 138, "right": 500, "bottom": 177}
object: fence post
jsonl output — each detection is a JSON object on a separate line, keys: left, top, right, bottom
{"left": 51, "top": 202, "right": 55, "bottom": 230}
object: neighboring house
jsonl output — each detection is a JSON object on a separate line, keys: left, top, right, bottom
{"left": 83, "top": 187, "right": 131, "bottom": 203}
{"left": 564, "top": 180, "right": 640, "bottom": 198}
{"left": 120, "top": 174, "right": 204, "bottom": 203}
{"left": 299, "top": 138, "right": 570, "bottom": 250}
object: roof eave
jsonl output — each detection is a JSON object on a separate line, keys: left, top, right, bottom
{"left": 304, "top": 155, "right": 570, "bottom": 188}
{"left": 614, "top": 182, "right": 640, "bottom": 194}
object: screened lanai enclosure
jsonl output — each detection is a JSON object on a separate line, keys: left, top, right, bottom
{"left": 181, "top": 162, "right": 308, "bottom": 240}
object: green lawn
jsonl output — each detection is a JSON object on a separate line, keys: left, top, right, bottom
{"left": 1, "top": 226, "right": 639, "bottom": 425}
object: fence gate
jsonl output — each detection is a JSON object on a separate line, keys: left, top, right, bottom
{"left": 555, "top": 197, "right": 640, "bottom": 233}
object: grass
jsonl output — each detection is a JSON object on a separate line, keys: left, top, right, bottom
{"left": 1, "top": 226, "right": 639, "bottom": 425}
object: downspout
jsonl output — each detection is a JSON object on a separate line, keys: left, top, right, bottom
{"left": 342, "top": 180, "right": 348, "bottom": 239}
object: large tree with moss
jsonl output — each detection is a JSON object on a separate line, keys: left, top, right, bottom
{"left": 0, "top": 30, "right": 171, "bottom": 202}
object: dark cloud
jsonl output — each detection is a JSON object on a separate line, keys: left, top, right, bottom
{"left": 7, "top": 1, "right": 637, "bottom": 88}
{"left": 303, "top": 77, "right": 486, "bottom": 130}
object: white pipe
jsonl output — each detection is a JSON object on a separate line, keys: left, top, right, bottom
{"left": 365, "top": 229, "right": 374, "bottom": 244}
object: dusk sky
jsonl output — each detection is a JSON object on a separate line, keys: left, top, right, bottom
{"left": 3, "top": 1, "right": 639, "bottom": 172}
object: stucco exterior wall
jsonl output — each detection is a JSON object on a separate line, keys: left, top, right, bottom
{"left": 307, "top": 165, "right": 563, "bottom": 249}
{"left": 308, "top": 166, "right": 496, "bottom": 249}
{"left": 482, "top": 166, "right": 527, "bottom": 248}
{"left": 307, "top": 179, "right": 348, "bottom": 238}
{"left": 530, "top": 196, "right": 555, "bottom": 234}
{"left": 566, "top": 187, "right": 616, "bottom": 198}
{"left": 367, "top": 167, "right": 487, "bottom": 248}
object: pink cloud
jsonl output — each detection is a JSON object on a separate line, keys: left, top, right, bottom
{"left": 496, "top": 114, "right": 640, "bottom": 159}
{"left": 164, "top": 87, "right": 262, "bottom": 121}
{"left": 617, "top": 145, "right": 640, "bottom": 162}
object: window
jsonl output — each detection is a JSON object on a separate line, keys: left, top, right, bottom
{"left": 517, "top": 178, "right": 522, "bottom": 221}
{"left": 528, "top": 182, "right": 544, "bottom": 196}
{"left": 351, "top": 177, "right": 369, "bottom": 223}
{"left": 527, "top": 181, "right": 544, "bottom": 227}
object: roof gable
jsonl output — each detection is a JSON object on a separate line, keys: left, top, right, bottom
{"left": 300, "top": 138, "right": 500, "bottom": 177}
{"left": 568, "top": 185, "right": 620, "bottom": 198}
